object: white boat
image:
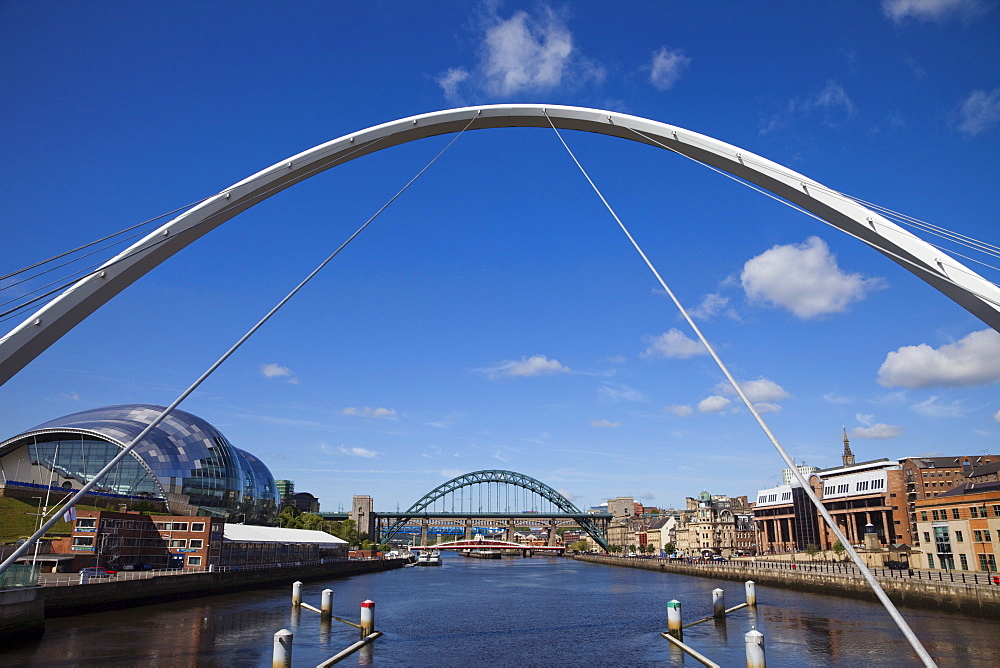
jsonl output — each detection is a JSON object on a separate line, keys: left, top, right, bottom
{"left": 416, "top": 549, "right": 441, "bottom": 566}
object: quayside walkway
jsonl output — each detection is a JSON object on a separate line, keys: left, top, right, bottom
{"left": 574, "top": 554, "right": 1000, "bottom": 618}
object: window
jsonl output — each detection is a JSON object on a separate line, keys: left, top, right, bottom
{"left": 955, "top": 530, "right": 964, "bottom": 543}
{"left": 974, "top": 530, "right": 983, "bottom": 542}
{"left": 952, "top": 508, "right": 961, "bottom": 519}
{"left": 189, "top": 539, "right": 204, "bottom": 549}
{"left": 977, "top": 554, "right": 997, "bottom": 571}
{"left": 993, "top": 505, "right": 1000, "bottom": 517}
{"left": 170, "top": 539, "right": 187, "bottom": 548}
{"left": 171, "top": 522, "right": 189, "bottom": 531}
{"left": 928, "top": 554, "right": 935, "bottom": 569}
{"left": 985, "top": 530, "right": 993, "bottom": 543}
{"left": 156, "top": 522, "right": 170, "bottom": 530}
{"left": 191, "top": 523, "right": 206, "bottom": 532}
{"left": 72, "top": 537, "right": 94, "bottom": 547}
{"left": 76, "top": 518, "right": 96, "bottom": 529}
{"left": 920, "top": 511, "right": 928, "bottom": 521}
{"left": 923, "top": 532, "right": 931, "bottom": 543}
{"left": 187, "top": 556, "right": 202, "bottom": 566}
{"left": 960, "top": 554, "right": 969, "bottom": 570}
{"left": 971, "top": 507, "right": 980, "bottom": 518}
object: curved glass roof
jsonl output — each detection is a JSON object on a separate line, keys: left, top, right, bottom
{"left": 0, "top": 404, "right": 280, "bottom": 524}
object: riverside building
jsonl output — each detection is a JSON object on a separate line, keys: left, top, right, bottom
{"left": 0, "top": 404, "right": 281, "bottom": 525}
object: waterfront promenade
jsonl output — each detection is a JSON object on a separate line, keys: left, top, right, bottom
{"left": 575, "top": 554, "right": 1000, "bottom": 618}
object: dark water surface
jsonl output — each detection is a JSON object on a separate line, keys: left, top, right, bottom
{"left": 7, "top": 554, "right": 999, "bottom": 667}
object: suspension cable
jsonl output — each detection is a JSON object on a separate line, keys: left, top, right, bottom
{"left": 543, "top": 110, "right": 937, "bottom": 668}
{"left": 0, "top": 114, "right": 477, "bottom": 577}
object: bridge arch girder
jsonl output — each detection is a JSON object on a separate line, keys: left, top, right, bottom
{"left": 381, "top": 469, "right": 610, "bottom": 550}
{"left": 2, "top": 104, "right": 999, "bottom": 386}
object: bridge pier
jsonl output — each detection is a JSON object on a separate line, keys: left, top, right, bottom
{"left": 464, "top": 519, "right": 473, "bottom": 540}
{"left": 506, "top": 520, "right": 515, "bottom": 543}
{"left": 420, "top": 519, "right": 428, "bottom": 547}
{"left": 548, "top": 521, "right": 558, "bottom": 547}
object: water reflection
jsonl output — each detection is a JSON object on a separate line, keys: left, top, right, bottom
{"left": 8, "top": 554, "right": 1000, "bottom": 667}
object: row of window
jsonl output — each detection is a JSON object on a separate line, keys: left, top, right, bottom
{"left": 924, "top": 529, "right": 992, "bottom": 543}
{"left": 153, "top": 522, "right": 207, "bottom": 532}
{"left": 928, "top": 553, "right": 997, "bottom": 571}
{"left": 920, "top": 505, "right": 1000, "bottom": 521}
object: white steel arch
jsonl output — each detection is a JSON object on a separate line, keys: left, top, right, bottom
{"left": 3, "top": 104, "right": 999, "bottom": 385}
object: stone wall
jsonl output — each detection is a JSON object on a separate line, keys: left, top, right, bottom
{"left": 574, "top": 554, "right": 1000, "bottom": 618}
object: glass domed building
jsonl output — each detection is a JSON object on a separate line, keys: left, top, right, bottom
{"left": 0, "top": 404, "right": 280, "bottom": 524}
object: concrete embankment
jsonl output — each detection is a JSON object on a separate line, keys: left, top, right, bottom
{"left": 574, "top": 554, "right": 1000, "bottom": 618}
{"left": 1, "top": 558, "right": 405, "bottom": 640}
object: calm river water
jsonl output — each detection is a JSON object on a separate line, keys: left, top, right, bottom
{"left": 8, "top": 554, "right": 1000, "bottom": 667}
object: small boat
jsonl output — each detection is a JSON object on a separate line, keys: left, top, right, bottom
{"left": 416, "top": 549, "right": 442, "bottom": 566}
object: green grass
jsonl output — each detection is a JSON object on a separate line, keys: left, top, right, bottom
{"left": 0, "top": 497, "right": 101, "bottom": 544}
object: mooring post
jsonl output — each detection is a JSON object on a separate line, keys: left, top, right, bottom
{"left": 291, "top": 581, "right": 302, "bottom": 608}
{"left": 272, "top": 628, "right": 293, "bottom": 668}
{"left": 360, "top": 599, "right": 375, "bottom": 639}
{"left": 745, "top": 628, "right": 765, "bottom": 667}
{"left": 666, "top": 599, "right": 682, "bottom": 640}
{"left": 321, "top": 588, "right": 333, "bottom": 619}
{"left": 712, "top": 588, "right": 725, "bottom": 621}
{"left": 745, "top": 580, "right": 757, "bottom": 608}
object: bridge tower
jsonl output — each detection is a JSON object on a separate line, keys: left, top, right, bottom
{"left": 351, "top": 495, "right": 375, "bottom": 541}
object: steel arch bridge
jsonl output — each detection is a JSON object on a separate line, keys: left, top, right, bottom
{"left": 380, "top": 469, "right": 610, "bottom": 550}
{"left": 2, "top": 104, "right": 1000, "bottom": 385}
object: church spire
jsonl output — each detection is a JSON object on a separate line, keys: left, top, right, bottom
{"left": 842, "top": 427, "right": 855, "bottom": 467}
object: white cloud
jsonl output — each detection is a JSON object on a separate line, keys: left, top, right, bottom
{"left": 689, "top": 292, "right": 739, "bottom": 321}
{"left": 590, "top": 419, "right": 621, "bottom": 428}
{"left": 261, "top": 363, "right": 292, "bottom": 378}
{"left": 882, "top": 0, "right": 985, "bottom": 23}
{"left": 850, "top": 423, "right": 902, "bottom": 439}
{"left": 754, "top": 402, "right": 782, "bottom": 414}
{"left": 648, "top": 46, "right": 691, "bottom": 91}
{"left": 856, "top": 413, "right": 876, "bottom": 426}
{"left": 437, "top": 67, "right": 471, "bottom": 104}
{"left": 61, "top": 391, "right": 81, "bottom": 401}
{"left": 878, "top": 329, "right": 1000, "bottom": 388}
{"left": 911, "top": 396, "right": 970, "bottom": 418}
{"left": 741, "top": 236, "right": 885, "bottom": 318}
{"left": 956, "top": 88, "right": 1000, "bottom": 137}
{"left": 339, "top": 446, "right": 378, "bottom": 459}
{"left": 606, "top": 354, "right": 627, "bottom": 364}
{"left": 599, "top": 382, "right": 647, "bottom": 403}
{"left": 718, "top": 378, "right": 790, "bottom": 403}
{"left": 761, "top": 81, "right": 857, "bottom": 135}
{"left": 823, "top": 392, "right": 852, "bottom": 405}
{"left": 641, "top": 328, "right": 707, "bottom": 359}
{"left": 698, "top": 395, "right": 731, "bottom": 413}
{"left": 994, "top": 410, "right": 1000, "bottom": 423}
{"left": 341, "top": 406, "right": 398, "bottom": 419}
{"left": 261, "top": 362, "right": 299, "bottom": 385}
{"left": 485, "top": 354, "right": 571, "bottom": 379}
{"left": 665, "top": 404, "right": 693, "bottom": 417}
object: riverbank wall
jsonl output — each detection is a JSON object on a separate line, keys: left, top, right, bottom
{"left": 1, "top": 558, "right": 404, "bottom": 640}
{"left": 574, "top": 554, "right": 1000, "bottom": 618}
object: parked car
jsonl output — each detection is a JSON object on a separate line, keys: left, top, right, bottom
{"left": 80, "top": 567, "right": 117, "bottom": 578}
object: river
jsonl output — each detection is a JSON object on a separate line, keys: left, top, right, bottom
{"left": 7, "top": 554, "right": 999, "bottom": 667}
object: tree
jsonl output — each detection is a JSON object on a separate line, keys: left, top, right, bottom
{"left": 832, "top": 540, "right": 846, "bottom": 561}
{"left": 664, "top": 543, "right": 676, "bottom": 556}
{"left": 279, "top": 506, "right": 301, "bottom": 528}
{"left": 569, "top": 540, "right": 589, "bottom": 553}
{"left": 805, "top": 543, "right": 820, "bottom": 561}
{"left": 298, "top": 513, "right": 325, "bottom": 531}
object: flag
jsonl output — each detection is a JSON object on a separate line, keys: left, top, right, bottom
{"left": 63, "top": 506, "right": 77, "bottom": 523}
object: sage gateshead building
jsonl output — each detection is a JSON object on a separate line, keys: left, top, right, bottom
{"left": 0, "top": 404, "right": 280, "bottom": 525}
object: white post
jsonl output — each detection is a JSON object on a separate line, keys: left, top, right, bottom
{"left": 712, "top": 588, "right": 725, "bottom": 620}
{"left": 321, "top": 588, "right": 333, "bottom": 619}
{"left": 360, "top": 599, "right": 375, "bottom": 638}
{"left": 745, "top": 580, "right": 757, "bottom": 608}
{"left": 745, "top": 628, "right": 765, "bottom": 668}
{"left": 272, "top": 628, "right": 293, "bottom": 668}
{"left": 291, "top": 581, "right": 302, "bottom": 608}
{"left": 666, "top": 599, "right": 682, "bottom": 639}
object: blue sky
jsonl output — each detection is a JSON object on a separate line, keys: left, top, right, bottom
{"left": 2, "top": 1, "right": 999, "bottom": 512}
